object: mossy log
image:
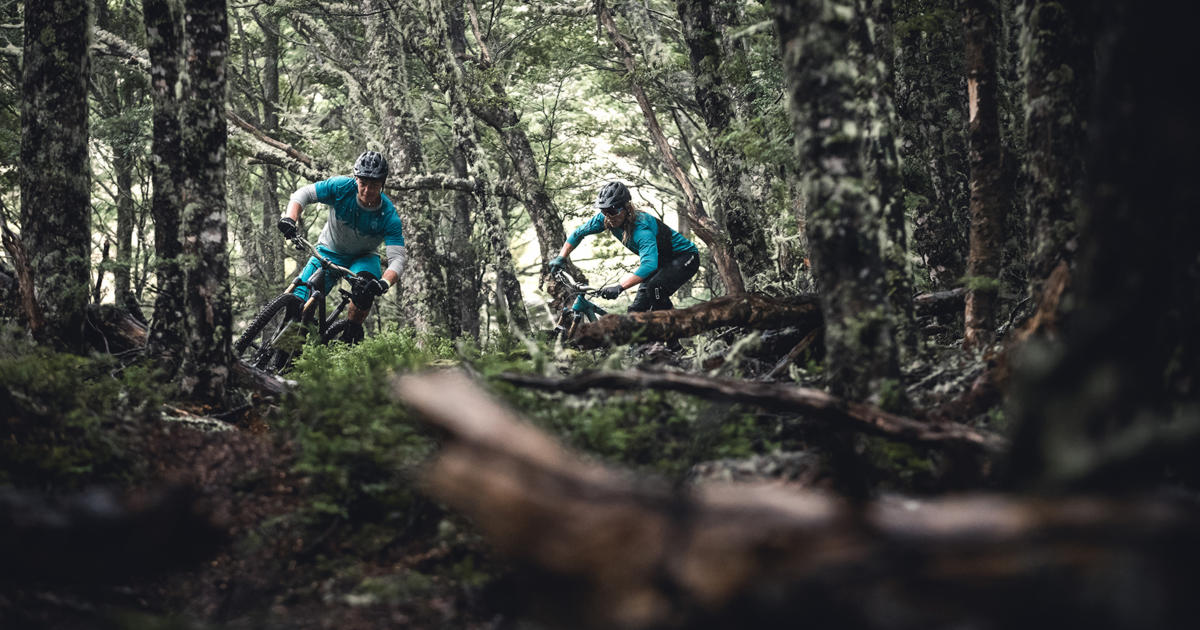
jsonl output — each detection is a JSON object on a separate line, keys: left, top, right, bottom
{"left": 497, "top": 369, "right": 1006, "bottom": 454}
{"left": 570, "top": 293, "right": 821, "bottom": 348}
{"left": 392, "top": 370, "right": 1200, "bottom": 630}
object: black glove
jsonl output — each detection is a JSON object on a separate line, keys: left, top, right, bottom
{"left": 367, "top": 277, "right": 390, "bottom": 296}
{"left": 277, "top": 216, "right": 298, "bottom": 239}
{"left": 598, "top": 284, "right": 624, "bottom": 300}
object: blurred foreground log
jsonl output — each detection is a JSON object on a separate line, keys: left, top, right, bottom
{"left": 0, "top": 485, "right": 226, "bottom": 583}
{"left": 571, "top": 293, "right": 821, "bottom": 348}
{"left": 393, "top": 370, "right": 1200, "bottom": 630}
{"left": 84, "top": 304, "right": 288, "bottom": 397}
{"left": 497, "top": 370, "right": 1006, "bottom": 454}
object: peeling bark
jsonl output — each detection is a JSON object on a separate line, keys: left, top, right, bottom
{"left": 963, "top": 0, "right": 1006, "bottom": 349}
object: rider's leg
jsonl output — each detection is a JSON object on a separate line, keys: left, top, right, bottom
{"left": 344, "top": 255, "right": 385, "bottom": 337}
{"left": 627, "top": 253, "right": 700, "bottom": 312}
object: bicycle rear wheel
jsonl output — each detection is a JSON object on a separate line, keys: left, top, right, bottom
{"left": 235, "top": 293, "right": 304, "bottom": 371}
{"left": 322, "top": 319, "right": 364, "bottom": 345}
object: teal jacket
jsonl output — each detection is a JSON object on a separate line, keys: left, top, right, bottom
{"left": 566, "top": 211, "right": 698, "bottom": 278}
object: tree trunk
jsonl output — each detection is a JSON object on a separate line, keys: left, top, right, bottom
{"left": 364, "top": 0, "right": 452, "bottom": 337}
{"left": 479, "top": 184, "right": 530, "bottom": 334}
{"left": 676, "top": 0, "right": 772, "bottom": 285}
{"left": 256, "top": 10, "right": 282, "bottom": 295}
{"left": 596, "top": 2, "right": 746, "bottom": 296}
{"left": 1020, "top": 0, "right": 1089, "bottom": 299}
{"left": 894, "top": 0, "right": 969, "bottom": 291}
{"left": 775, "top": 0, "right": 903, "bottom": 403}
{"left": 963, "top": 0, "right": 1006, "bottom": 349}
{"left": 860, "top": 0, "right": 918, "bottom": 361}
{"left": 178, "top": 0, "right": 232, "bottom": 403}
{"left": 143, "top": 0, "right": 187, "bottom": 364}
{"left": 1007, "top": 3, "right": 1200, "bottom": 491}
{"left": 19, "top": 0, "right": 92, "bottom": 352}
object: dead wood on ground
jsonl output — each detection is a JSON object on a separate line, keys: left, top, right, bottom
{"left": 497, "top": 370, "right": 1006, "bottom": 454}
{"left": 570, "top": 293, "right": 821, "bottom": 348}
{"left": 391, "top": 370, "right": 1200, "bottom": 630}
{"left": 84, "top": 304, "right": 289, "bottom": 398}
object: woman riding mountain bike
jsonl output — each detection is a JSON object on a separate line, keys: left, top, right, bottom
{"left": 547, "top": 181, "right": 699, "bottom": 313}
{"left": 275, "top": 150, "right": 407, "bottom": 344}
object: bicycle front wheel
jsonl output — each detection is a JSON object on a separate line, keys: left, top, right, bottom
{"left": 235, "top": 293, "right": 304, "bottom": 371}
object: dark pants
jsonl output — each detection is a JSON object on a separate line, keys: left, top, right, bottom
{"left": 628, "top": 252, "right": 700, "bottom": 312}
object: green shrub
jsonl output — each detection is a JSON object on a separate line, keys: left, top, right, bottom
{"left": 0, "top": 338, "right": 163, "bottom": 489}
{"left": 277, "top": 326, "right": 455, "bottom": 526}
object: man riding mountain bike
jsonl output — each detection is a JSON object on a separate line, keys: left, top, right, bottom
{"left": 276, "top": 150, "right": 406, "bottom": 344}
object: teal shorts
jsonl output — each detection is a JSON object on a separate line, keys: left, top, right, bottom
{"left": 292, "top": 246, "right": 382, "bottom": 300}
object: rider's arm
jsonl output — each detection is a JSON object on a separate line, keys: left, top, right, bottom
{"left": 559, "top": 213, "right": 606, "bottom": 261}
{"left": 284, "top": 184, "right": 318, "bottom": 221}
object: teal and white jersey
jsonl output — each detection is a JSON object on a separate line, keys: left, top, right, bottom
{"left": 312, "top": 176, "right": 405, "bottom": 256}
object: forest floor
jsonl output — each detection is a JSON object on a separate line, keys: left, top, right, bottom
{"left": 1, "top": 320, "right": 994, "bottom": 630}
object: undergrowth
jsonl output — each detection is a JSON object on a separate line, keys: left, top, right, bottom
{"left": 0, "top": 330, "right": 163, "bottom": 489}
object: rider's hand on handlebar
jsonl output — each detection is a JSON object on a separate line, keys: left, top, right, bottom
{"left": 277, "top": 216, "right": 298, "bottom": 239}
{"left": 367, "top": 277, "right": 390, "bottom": 296}
{"left": 598, "top": 284, "right": 624, "bottom": 300}
{"left": 548, "top": 256, "right": 566, "bottom": 273}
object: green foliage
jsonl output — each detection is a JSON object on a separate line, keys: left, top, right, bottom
{"left": 476, "top": 347, "right": 780, "bottom": 477}
{"left": 962, "top": 274, "right": 1002, "bottom": 293}
{"left": 277, "top": 326, "right": 455, "bottom": 524}
{"left": 0, "top": 334, "right": 164, "bottom": 488}
{"left": 861, "top": 435, "right": 938, "bottom": 491}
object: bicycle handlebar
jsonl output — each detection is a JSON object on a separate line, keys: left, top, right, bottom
{"left": 553, "top": 269, "right": 599, "bottom": 296}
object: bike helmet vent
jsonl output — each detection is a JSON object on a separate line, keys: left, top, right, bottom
{"left": 353, "top": 151, "right": 389, "bottom": 179}
{"left": 595, "top": 181, "right": 631, "bottom": 210}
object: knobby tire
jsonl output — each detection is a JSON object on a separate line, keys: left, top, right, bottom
{"left": 234, "top": 292, "right": 303, "bottom": 371}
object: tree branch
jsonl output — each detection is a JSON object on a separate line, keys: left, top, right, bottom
{"left": 497, "top": 369, "right": 1007, "bottom": 453}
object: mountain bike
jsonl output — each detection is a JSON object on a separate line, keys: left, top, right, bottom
{"left": 550, "top": 268, "right": 607, "bottom": 342}
{"left": 234, "top": 235, "right": 369, "bottom": 373}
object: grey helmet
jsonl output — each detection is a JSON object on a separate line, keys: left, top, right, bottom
{"left": 353, "top": 151, "right": 389, "bottom": 180}
{"left": 595, "top": 181, "right": 631, "bottom": 210}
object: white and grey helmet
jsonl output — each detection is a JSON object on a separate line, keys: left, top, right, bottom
{"left": 353, "top": 151, "right": 389, "bottom": 180}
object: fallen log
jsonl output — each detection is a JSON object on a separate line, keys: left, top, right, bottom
{"left": 913, "top": 287, "right": 966, "bottom": 318}
{"left": 570, "top": 293, "right": 821, "bottom": 348}
{"left": 83, "top": 304, "right": 289, "bottom": 398}
{"left": 496, "top": 370, "right": 1007, "bottom": 454}
{"left": 391, "top": 370, "right": 1200, "bottom": 630}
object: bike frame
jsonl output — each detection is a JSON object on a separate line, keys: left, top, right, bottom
{"left": 553, "top": 269, "right": 607, "bottom": 340}
{"left": 287, "top": 235, "right": 366, "bottom": 336}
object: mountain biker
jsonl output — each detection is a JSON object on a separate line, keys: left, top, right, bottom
{"left": 276, "top": 150, "right": 406, "bottom": 343}
{"left": 547, "top": 181, "right": 699, "bottom": 312}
